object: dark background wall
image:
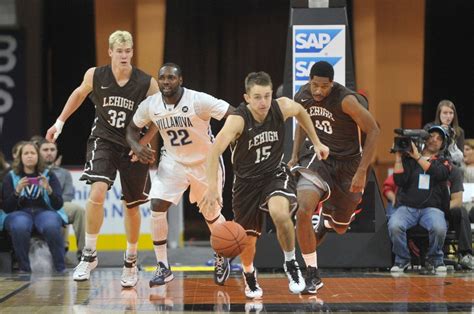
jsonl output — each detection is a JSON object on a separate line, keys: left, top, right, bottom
{"left": 422, "top": 0, "right": 474, "bottom": 137}
{"left": 42, "top": 0, "right": 96, "bottom": 164}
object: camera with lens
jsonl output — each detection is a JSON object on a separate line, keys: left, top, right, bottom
{"left": 390, "top": 128, "right": 430, "bottom": 153}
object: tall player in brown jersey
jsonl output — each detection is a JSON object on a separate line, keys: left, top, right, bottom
{"left": 201, "top": 72, "right": 329, "bottom": 299}
{"left": 45, "top": 30, "right": 159, "bottom": 287}
{"left": 289, "top": 61, "right": 380, "bottom": 294}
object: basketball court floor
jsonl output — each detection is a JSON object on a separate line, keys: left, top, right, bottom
{"left": 0, "top": 247, "right": 473, "bottom": 313}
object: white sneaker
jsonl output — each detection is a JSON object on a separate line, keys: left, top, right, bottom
{"left": 121, "top": 254, "right": 139, "bottom": 288}
{"left": 243, "top": 269, "right": 263, "bottom": 299}
{"left": 284, "top": 259, "right": 305, "bottom": 294}
{"left": 73, "top": 248, "right": 98, "bottom": 281}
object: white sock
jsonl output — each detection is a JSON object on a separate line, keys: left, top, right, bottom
{"left": 302, "top": 252, "right": 318, "bottom": 268}
{"left": 151, "top": 211, "right": 169, "bottom": 267}
{"left": 126, "top": 242, "right": 138, "bottom": 258}
{"left": 283, "top": 249, "right": 296, "bottom": 262}
{"left": 243, "top": 263, "right": 255, "bottom": 273}
{"left": 85, "top": 233, "right": 98, "bottom": 251}
{"left": 205, "top": 214, "right": 226, "bottom": 233}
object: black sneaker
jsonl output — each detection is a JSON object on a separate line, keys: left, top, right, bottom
{"left": 149, "top": 262, "right": 174, "bottom": 287}
{"left": 214, "top": 253, "right": 230, "bottom": 286}
{"left": 283, "top": 259, "right": 305, "bottom": 293}
{"left": 243, "top": 269, "right": 263, "bottom": 299}
{"left": 302, "top": 266, "right": 324, "bottom": 294}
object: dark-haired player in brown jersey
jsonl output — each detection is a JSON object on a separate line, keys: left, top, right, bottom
{"left": 201, "top": 71, "right": 329, "bottom": 299}
{"left": 289, "top": 61, "right": 380, "bottom": 294}
{"left": 45, "top": 30, "right": 159, "bottom": 287}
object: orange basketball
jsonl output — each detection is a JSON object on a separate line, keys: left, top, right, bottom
{"left": 210, "top": 221, "right": 247, "bottom": 258}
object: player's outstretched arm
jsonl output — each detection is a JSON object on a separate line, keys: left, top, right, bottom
{"left": 200, "top": 115, "right": 244, "bottom": 214}
{"left": 126, "top": 120, "right": 155, "bottom": 164}
{"left": 139, "top": 123, "right": 159, "bottom": 146}
{"left": 45, "top": 67, "right": 95, "bottom": 142}
{"left": 342, "top": 95, "right": 380, "bottom": 192}
{"left": 277, "top": 97, "right": 329, "bottom": 160}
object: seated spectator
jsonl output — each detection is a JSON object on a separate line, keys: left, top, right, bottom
{"left": 462, "top": 139, "right": 474, "bottom": 222}
{"left": 447, "top": 165, "right": 474, "bottom": 269}
{"left": 382, "top": 173, "right": 397, "bottom": 220}
{"left": 423, "top": 99, "right": 464, "bottom": 166}
{"left": 388, "top": 126, "right": 451, "bottom": 273}
{"left": 0, "top": 141, "right": 67, "bottom": 273}
{"left": 38, "top": 139, "right": 85, "bottom": 259}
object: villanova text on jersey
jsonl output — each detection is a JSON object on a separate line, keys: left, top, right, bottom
{"left": 102, "top": 96, "right": 135, "bottom": 111}
{"left": 156, "top": 116, "right": 193, "bottom": 130}
{"left": 248, "top": 131, "right": 279, "bottom": 150}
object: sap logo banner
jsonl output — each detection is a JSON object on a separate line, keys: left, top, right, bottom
{"left": 295, "top": 57, "right": 342, "bottom": 82}
{"left": 294, "top": 28, "right": 342, "bottom": 53}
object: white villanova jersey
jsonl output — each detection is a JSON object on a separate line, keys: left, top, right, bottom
{"left": 133, "top": 88, "right": 230, "bottom": 165}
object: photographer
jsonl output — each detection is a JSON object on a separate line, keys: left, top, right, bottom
{"left": 388, "top": 126, "right": 451, "bottom": 273}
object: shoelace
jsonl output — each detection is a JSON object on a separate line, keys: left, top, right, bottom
{"left": 154, "top": 265, "right": 165, "bottom": 277}
{"left": 215, "top": 256, "right": 225, "bottom": 273}
{"left": 287, "top": 261, "right": 301, "bottom": 283}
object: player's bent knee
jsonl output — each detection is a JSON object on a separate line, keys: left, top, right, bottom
{"left": 125, "top": 206, "right": 140, "bottom": 216}
{"left": 296, "top": 207, "right": 313, "bottom": 220}
{"left": 333, "top": 224, "right": 349, "bottom": 234}
{"left": 269, "top": 209, "right": 291, "bottom": 226}
{"left": 150, "top": 199, "right": 171, "bottom": 213}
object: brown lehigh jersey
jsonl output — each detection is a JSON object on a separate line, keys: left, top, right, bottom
{"left": 294, "top": 82, "right": 368, "bottom": 158}
{"left": 88, "top": 65, "right": 151, "bottom": 147}
{"left": 230, "top": 100, "right": 286, "bottom": 180}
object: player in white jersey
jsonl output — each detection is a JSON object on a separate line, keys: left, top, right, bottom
{"left": 126, "top": 63, "right": 234, "bottom": 287}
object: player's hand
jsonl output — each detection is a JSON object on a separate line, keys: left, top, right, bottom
{"left": 45, "top": 120, "right": 65, "bottom": 143}
{"left": 313, "top": 143, "right": 329, "bottom": 160}
{"left": 350, "top": 168, "right": 366, "bottom": 193}
{"left": 287, "top": 155, "right": 299, "bottom": 169}
{"left": 128, "top": 150, "right": 139, "bottom": 163}
{"left": 130, "top": 143, "right": 155, "bottom": 164}
{"left": 45, "top": 125, "right": 58, "bottom": 142}
{"left": 199, "top": 188, "right": 222, "bottom": 216}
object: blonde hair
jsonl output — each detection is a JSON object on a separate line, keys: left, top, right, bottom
{"left": 465, "top": 138, "right": 474, "bottom": 149}
{"left": 108, "top": 30, "right": 133, "bottom": 49}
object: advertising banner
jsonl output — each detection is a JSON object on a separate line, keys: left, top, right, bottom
{"left": 0, "top": 30, "right": 26, "bottom": 158}
{"left": 292, "top": 25, "right": 345, "bottom": 96}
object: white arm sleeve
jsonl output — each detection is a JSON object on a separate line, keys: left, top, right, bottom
{"left": 133, "top": 96, "right": 153, "bottom": 128}
{"left": 194, "top": 92, "right": 230, "bottom": 121}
